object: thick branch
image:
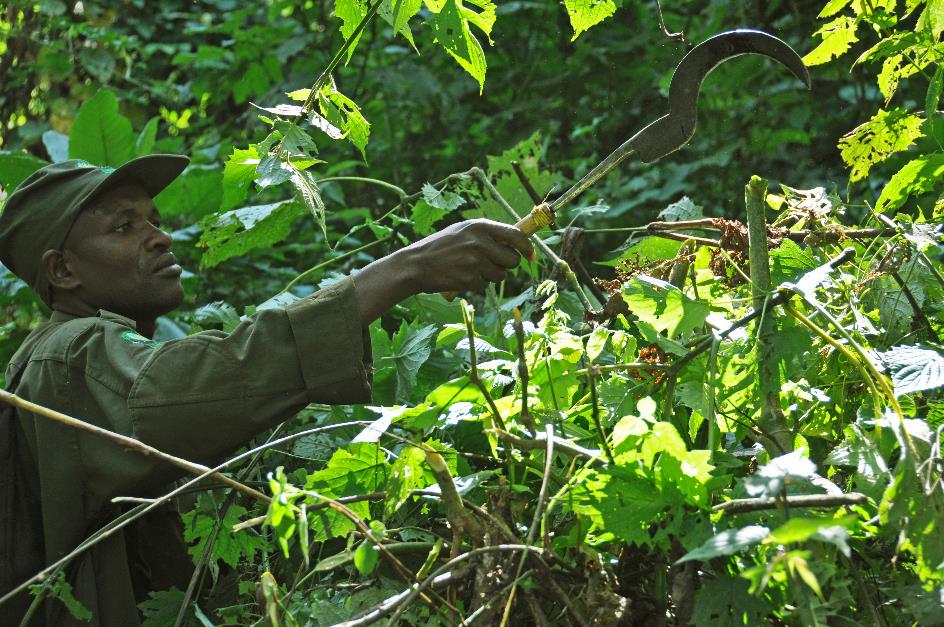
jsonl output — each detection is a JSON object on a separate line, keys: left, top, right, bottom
{"left": 714, "top": 493, "right": 867, "bottom": 514}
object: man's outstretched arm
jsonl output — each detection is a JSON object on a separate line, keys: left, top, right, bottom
{"left": 352, "top": 219, "right": 535, "bottom": 326}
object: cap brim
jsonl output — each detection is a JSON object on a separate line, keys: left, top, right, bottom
{"left": 96, "top": 154, "right": 190, "bottom": 200}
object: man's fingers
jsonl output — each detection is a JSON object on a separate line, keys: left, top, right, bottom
{"left": 487, "top": 222, "right": 535, "bottom": 261}
{"left": 480, "top": 264, "right": 508, "bottom": 284}
{"left": 484, "top": 243, "right": 522, "bottom": 269}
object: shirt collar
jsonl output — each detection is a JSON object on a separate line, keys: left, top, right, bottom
{"left": 49, "top": 308, "right": 138, "bottom": 330}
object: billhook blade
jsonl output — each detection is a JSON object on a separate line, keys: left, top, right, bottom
{"left": 546, "top": 29, "right": 811, "bottom": 215}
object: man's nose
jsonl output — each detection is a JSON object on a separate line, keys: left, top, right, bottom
{"left": 145, "top": 222, "right": 173, "bottom": 250}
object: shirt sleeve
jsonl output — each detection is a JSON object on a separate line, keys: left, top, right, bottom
{"left": 59, "top": 277, "right": 371, "bottom": 499}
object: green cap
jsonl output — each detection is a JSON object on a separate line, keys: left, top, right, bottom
{"left": 0, "top": 154, "right": 189, "bottom": 305}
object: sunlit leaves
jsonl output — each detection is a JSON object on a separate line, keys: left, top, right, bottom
{"left": 676, "top": 526, "right": 770, "bottom": 563}
{"left": 621, "top": 276, "right": 709, "bottom": 338}
{"left": 385, "top": 322, "right": 439, "bottom": 401}
{"left": 839, "top": 108, "right": 924, "bottom": 182}
{"left": 68, "top": 89, "right": 135, "bottom": 167}
{"left": 221, "top": 146, "right": 261, "bottom": 211}
{"left": 804, "top": 16, "right": 859, "bottom": 66}
{"left": 564, "top": 0, "right": 618, "bottom": 41}
{"left": 878, "top": 344, "right": 944, "bottom": 395}
{"left": 744, "top": 450, "right": 817, "bottom": 497}
{"left": 427, "top": 0, "right": 495, "bottom": 92}
{"left": 181, "top": 500, "right": 266, "bottom": 569}
{"left": 875, "top": 153, "right": 944, "bottom": 213}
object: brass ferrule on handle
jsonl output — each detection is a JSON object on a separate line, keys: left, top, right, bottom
{"left": 441, "top": 202, "right": 554, "bottom": 300}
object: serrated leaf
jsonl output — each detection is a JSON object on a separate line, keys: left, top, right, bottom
{"left": 255, "top": 154, "right": 295, "bottom": 188}
{"left": 289, "top": 166, "right": 328, "bottom": 240}
{"left": 181, "top": 503, "right": 266, "bottom": 569}
{"left": 388, "top": 323, "right": 438, "bottom": 401}
{"left": 428, "top": 0, "right": 489, "bottom": 93}
{"left": 311, "top": 111, "right": 344, "bottom": 140}
{"left": 198, "top": 200, "right": 304, "bottom": 268}
{"left": 421, "top": 182, "right": 465, "bottom": 211}
{"left": 657, "top": 196, "right": 704, "bottom": 222}
{"left": 564, "top": 0, "right": 617, "bottom": 40}
{"left": 825, "top": 425, "right": 889, "bottom": 491}
{"left": 68, "top": 89, "right": 135, "bottom": 166}
{"left": 804, "top": 15, "right": 859, "bottom": 66}
{"left": 252, "top": 102, "right": 306, "bottom": 117}
{"left": 317, "top": 84, "right": 371, "bottom": 158}
{"left": 334, "top": 0, "right": 369, "bottom": 62}
{"left": 766, "top": 515, "right": 855, "bottom": 557}
{"left": 275, "top": 122, "right": 320, "bottom": 159}
{"left": 770, "top": 239, "right": 819, "bottom": 286}
{"left": 878, "top": 344, "right": 944, "bottom": 395}
{"left": 221, "top": 145, "right": 261, "bottom": 211}
{"left": 32, "top": 571, "right": 92, "bottom": 622}
{"left": 385, "top": 445, "right": 427, "bottom": 518}
{"left": 839, "top": 108, "right": 924, "bottom": 182}
{"left": 876, "top": 154, "right": 944, "bottom": 213}
{"left": 193, "top": 300, "right": 241, "bottom": 332}
{"left": 621, "top": 276, "right": 709, "bottom": 339}
{"left": 744, "top": 450, "right": 817, "bottom": 497}
{"left": 410, "top": 199, "right": 448, "bottom": 235}
{"left": 307, "top": 443, "right": 390, "bottom": 540}
{"left": 380, "top": 0, "right": 423, "bottom": 46}
{"left": 676, "top": 525, "right": 770, "bottom": 563}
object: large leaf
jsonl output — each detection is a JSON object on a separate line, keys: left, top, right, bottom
{"left": 803, "top": 15, "right": 859, "bottom": 66}
{"left": 221, "top": 146, "right": 261, "bottom": 211}
{"left": 427, "top": 0, "right": 493, "bottom": 93}
{"left": 68, "top": 89, "right": 135, "bottom": 167}
{"left": 875, "top": 154, "right": 944, "bottom": 214}
{"left": 384, "top": 445, "right": 427, "bottom": 518}
{"left": 765, "top": 515, "right": 855, "bottom": 557}
{"left": 839, "top": 108, "right": 924, "bottom": 182}
{"left": 0, "top": 151, "right": 48, "bottom": 192}
{"left": 386, "top": 322, "right": 438, "bottom": 401}
{"left": 153, "top": 166, "right": 223, "bottom": 218}
{"left": 181, "top": 502, "right": 266, "bottom": 568}
{"left": 878, "top": 344, "right": 944, "bottom": 396}
{"left": 198, "top": 200, "right": 305, "bottom": 268}
{"left": 676, "top": 525, "right": 770, "bottom": 563}
{"left": 744, "top": 450, "right": 817, "bottom": 497}
{"left": 564, "top": 0, "right": 618, "bottom": 40}
{"left": 621, "top": 275, "right": 709, "bottom": 338}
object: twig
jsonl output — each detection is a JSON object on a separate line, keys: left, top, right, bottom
{"left": 493, "top": 429, "right": 604, "bottom": 462}
{"left": 512, "top": 308, "right": 537, "bottom": 434}
{"left": 713, "top": 492, "right": 867, "bottom": 514}
{"left": 574, "top": 362, "right": 669, "bottom": 376}
{"left": 500, "top": 424, "right": 556, "bottom": 626}
{"left": 511, "top": 160, "right": 543, "bottom": 205}
{"left": 462, "top": 300, "right": 508, "bottom": 432}
{"left": 585, "top": 366, "right": 615, "bottom": 465}
{"left": 0, "top": 389, "right": 269, "bottom": 503}
{"left": 654, "top": 0, "right": 686, "bottom": 43}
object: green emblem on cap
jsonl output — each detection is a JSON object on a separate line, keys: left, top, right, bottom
{"left": 99, "top": 166, "right": 116, "bottom": 174}
{"left": 121, "top": 330, "right": 160, "bottom": 349}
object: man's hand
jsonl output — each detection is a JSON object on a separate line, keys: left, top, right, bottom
{"left": 352, "top": 219, "right": 534, "bottom": 326}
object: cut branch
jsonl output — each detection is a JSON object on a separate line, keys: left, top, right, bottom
{"left": 714, "top": 493, "right": 868, "bottom": 514}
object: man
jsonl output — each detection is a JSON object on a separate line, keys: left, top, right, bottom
{"left": 0, "top": 155, "right": 533, "bottom": 625}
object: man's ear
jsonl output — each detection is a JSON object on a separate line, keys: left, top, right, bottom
{"left": 42, "top": 249, "right": 81, "bottom": 291}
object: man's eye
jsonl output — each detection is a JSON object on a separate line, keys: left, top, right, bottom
{"left": 113, "top": 222, "right": 132, "bottom": 232}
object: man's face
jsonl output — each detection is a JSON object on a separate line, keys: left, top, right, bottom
{"left": 60, "top": 183, "right": 184, "bottom": 321}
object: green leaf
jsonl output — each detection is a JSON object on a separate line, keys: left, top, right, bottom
{"left": 192, "top": 300, "right": 241, "bottom": 332}
{"left": 839, "top": 108, "right": 924, "bottom": 182}
{"left": 769, "top": 239, "right": 819, "bottom": 286}
{"left": 410, "top": 199, "right": 448, "bottom": 236}
{"left": 825, "top": 425, "right": 890, "bottom": 492}
{"left": 31, "top": 571, "right": 92, "bottom": 622}
{"left": 917, "top": 0, "right": 944, "bottom": 38}
{"left": 0, "top": 151, "right": 49, "bottom": 192}
{"left": 181, "top": 502, "right": 266, "bottom": 568}
{"left": 307, "top": 443, "right": 391, "bottom": 540}
{"left": 387, "top": 322, "right": 438, "bottom": 401}
{"left": 743, "top": 450, "right": 817, "bottom": 497}
{"left": 334, "top": 0, "right": 369, "bottom": 62}
{"left": 198, "top": 200, "right": 304, "bottom": 268}
{"left": 564, "top": 0, "right": 618, "bottom": 40}
{"left": 621, "top": 276, "right": 709, "bottom": 338}
{"left": 676, "top": 525, "right": 770, "bottom": 563}
{"left": 428, "top": 0, "right": 490, "bottom": 93}
{"left": 692, "top": 575, "right": 770, "bottom": 626}
{"left": 68, "top": 89, "right": 135, "bottom": 166}
{"left": 657, "top": 196, "right": 704, "bottom": 222}
{"left": 289, "top": 166, "right": 328, "bottom": 240}
{"left": 232, "top": 62, "right": 270, "bottom": 104}
{"left": 765, "top": 515, "right": 855, "bottom": 557}
{"left": 385, "top": 445, "right": 428, "bottom": 518}
{"left": 135, "top": 116, "right": 159, "bottom": 157}
{"left": 818, "top": 0, "right": 852, "bottom": 18}
{"left": 601, "top": 235, "right": 682, "bottom": 267}
{"left": 78, "top": 46, "right": 115, "bottom": 83}
{"left": 926, "top": 65, "right": 943, "bottom": 137}
{"left": 878, "top": 344, "right": 944, "bottom": 395}
{"left": 353, "top": 539, "right": 380, "bottom": 574}
{"left": 422, "top": 182, "right": 465, "bottom": 211}
{"left": 255, "top": 154, "right": 294, "bottom": 188}
{"left": 804, "top": 15, "right": 859, "bottom": 66}
{"left": 875, "top": 153, "right": 944, "bottom": 213}
{"left": 139, "top": 588, "right": 196, "bottom": 627}
{"left": 318, "top": 84, "right": 371, "bottom": 158}
{"left": 221, "top": 146, "right": 261, "bottom": 211}
{"left": 154, "top": 166, "right": 223, "bottom": 218}
{"left": 380, "top": 0, "right": 423, "bottom": 46}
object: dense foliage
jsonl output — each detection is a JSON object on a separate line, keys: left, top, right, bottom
{"left": 2, "top": 0, "right": 943, "bottom": 625}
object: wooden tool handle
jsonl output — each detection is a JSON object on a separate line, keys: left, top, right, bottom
{"left": 441, "top": 203, "right": 553, "bottom": 301}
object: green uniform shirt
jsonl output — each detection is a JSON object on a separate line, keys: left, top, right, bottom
{"left": 6, "top": 277, "right": 372, "bottom": 626}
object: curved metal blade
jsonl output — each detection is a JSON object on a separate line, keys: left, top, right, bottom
{"left": 634, "top": 29, "right": 811, "bottom": 162}
{"left": 547, "top": 30, "right": 810, "bottom": 212}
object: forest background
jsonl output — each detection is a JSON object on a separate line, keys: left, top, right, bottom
{"left": 1, "top": 0, "right": 943, "bottom": 625}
